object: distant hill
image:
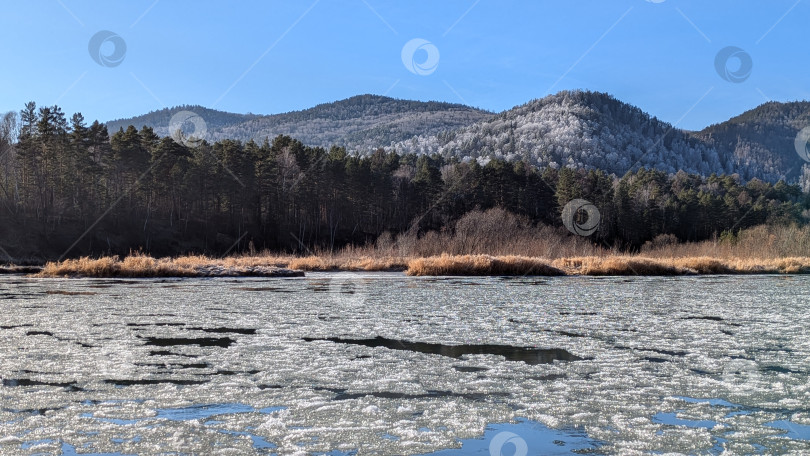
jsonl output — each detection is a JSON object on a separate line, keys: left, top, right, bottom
{"left": 106, "top": 91, "right": 810, "bottom": 185}
{"left": 106, "top": 105, "right": 259, "bottom": 136}
{"left": 106, "top": 95, "right": 495, "bottom": 153}
{"left": 390, "top": 90, "right": 810, "bottom": 184}
{"left": 695, "top": 101, "right": 810, "bottom": 183}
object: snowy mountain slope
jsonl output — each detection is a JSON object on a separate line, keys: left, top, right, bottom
{"left": 390, "top": 91, "right": 751, "bottom": 179}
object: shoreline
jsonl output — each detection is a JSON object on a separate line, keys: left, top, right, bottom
{"left": 10, "top": 254, "right": 810, "bottom": 278}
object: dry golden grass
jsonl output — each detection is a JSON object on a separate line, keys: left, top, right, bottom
{"left": 36, "top": 253, "right": 303, "bottom": 278}
{"left": 38, "top": 255, "right": 198, "bottom": 278}
{"left": 406, "top": 254, "right": 564, "bottom": 276}
{"left": 286, "top": 256, "right": 329, "bottom": 271}
{"left": 33, "top": 216, "right": 810, "bottom": 278}
{"left": 550, "top": 256, "right": 690, "bottom": 276}
{"left": 406, "top": 254, "right": 810, "bottom": 276}
{"left": 549, "top": 255, "right": 810, "bottom": 276}
{"left": 35, "top": 252, "right": 810, "bottom": 278}
{"left": 338, "top": 256, "right": 410, "bottom": 271}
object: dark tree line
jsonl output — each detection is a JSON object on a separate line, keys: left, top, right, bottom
{"left": 0, "top": 103, "right": 808, "bottom": 260}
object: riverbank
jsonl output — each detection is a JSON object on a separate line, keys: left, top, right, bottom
{"left": 407, "top": 254, "right": 810, "bottom": 276}
{"left": 32, "top": 255, "right": 303, "bottom": 278}
{"left": 27, "top": 253, "right": 810, "bottom": 278}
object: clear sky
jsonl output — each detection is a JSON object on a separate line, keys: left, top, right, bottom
{"left": 1, "top": 0, "right": 807, "bottom": 131}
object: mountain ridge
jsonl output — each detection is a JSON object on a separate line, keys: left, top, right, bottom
{"left": 105, "top": 91, "right": 810, "bottom": 186}
{"left": 106, "top": 94, "right": 495, "bottom": 153}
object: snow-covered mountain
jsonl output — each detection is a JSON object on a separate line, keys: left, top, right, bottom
{"left": 106, "top": 95, "right": 494, "bottom": 153}
{"left": 107, "top": 91, "right": 810, "bottom": 184}
{"left": 696, "top": 100, "right": 810, "bottom": 183}
{"left": 389, "top": 90, "right": 809, "bottom": 183}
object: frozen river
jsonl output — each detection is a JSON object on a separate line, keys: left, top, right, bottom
{"left": 0, "top": 273, "right": 809, "bottom": 455}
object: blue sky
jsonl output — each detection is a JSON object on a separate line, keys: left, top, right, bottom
{"left": 0, "top": 0, "right": 807, "bottom": 130}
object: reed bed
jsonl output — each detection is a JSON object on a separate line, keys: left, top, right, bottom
{"left": 35, "top": 253, "right": 810, "bottom": 278}
{"left": 31, "top": 210, "right": 810, "bottom": 278}
{"left": 35, "top": 251, "right": 410, "bottom": 278}
{"left": 547, "top": 256, "right": 810, "bottom": 276}
{"left": 406, "top": 254, "right": 564, "bottom": 276}
{"left": 39, "top": 255, "right": 198, "bottom": 278}
{"left": 36, "top": 254, "right": 303, "bottom": 278}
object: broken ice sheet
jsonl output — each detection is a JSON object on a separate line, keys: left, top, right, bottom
{"left": 0, "top": 274, "right": 808, "bottom": 454}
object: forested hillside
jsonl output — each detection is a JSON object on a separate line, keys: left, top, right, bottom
{"left": 1, "top": 101, "right": 808, "bottom": 260}
{"left": 106, "top": 105, "right": 258, "bottom": 137}
{"left": 108, "top": 91, "right": 810, "bottom": 186}
{"left": 696, "top": 101, "right": 810, "bottom": 186}
{"left": 107, "top": 95, "right": 494, "bottom": 154}
{"left": 390, "top": 91, "right": 810, "bottom": 185}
